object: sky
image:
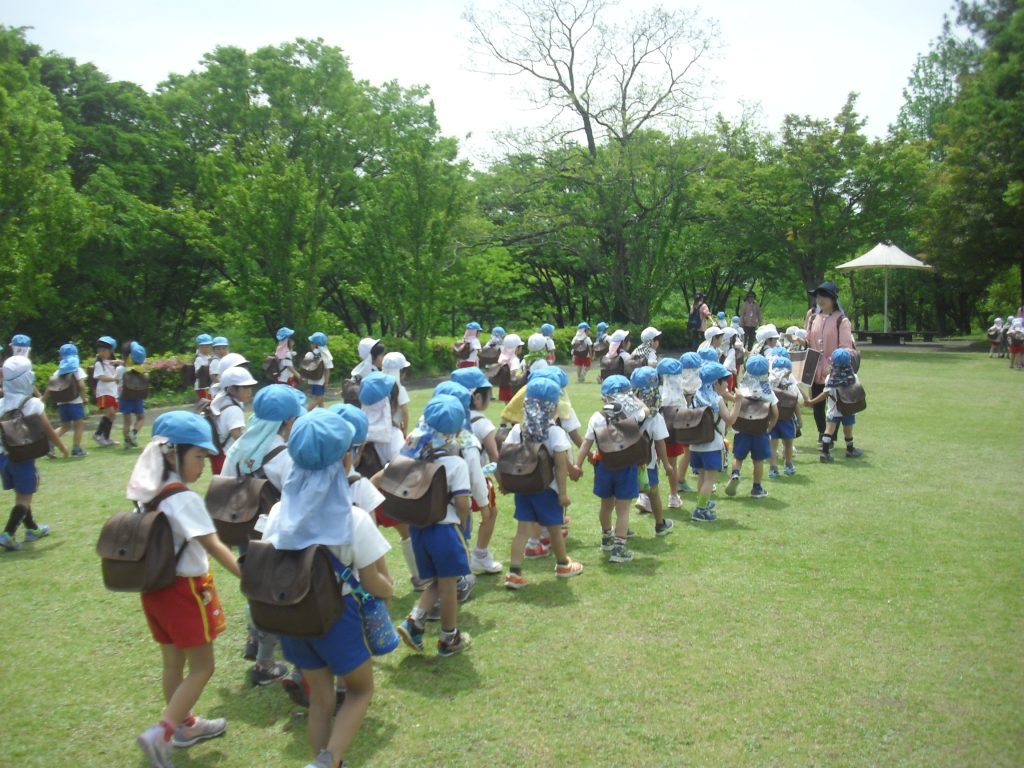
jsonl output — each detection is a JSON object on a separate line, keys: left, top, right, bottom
{"left": 3, "top": 0, "right": 956, "bottom": 165}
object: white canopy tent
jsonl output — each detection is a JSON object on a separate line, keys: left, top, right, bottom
{"left": 836, "top": 243, "right": 933, "bottom": 332}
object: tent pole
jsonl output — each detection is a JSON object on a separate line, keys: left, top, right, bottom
{"left": 884, "top": 268, "right": 890, "bottom": 333}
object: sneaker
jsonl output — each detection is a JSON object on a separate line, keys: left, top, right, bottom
{"left": 504, "top": 572, "right": 528, "bottom": 590}
{"left": 47, "top": 447, "right": 56, "bottom": 459}
{"left": 608, "top": 544, "right": 633, "bottom": 563}
{"left": 470, "top": 550, "right": 503, "bottom": 575}
{"left": 123, "top": 441, "right": 134, "bottom": 450}
{"left": 92, "top": 432, "right": 105, "bottom": 446}
{"left": 820, "top": 453, "right": 834, "bottom": 463}
{"left": 600, "top": 532, "right": 615, "bottom": 551}
{"left": 424, "top": 599, "right": 441, "bottom": 622}
{"left": 248, "top": 661, "right": 288, "bottom": 687}
{"left": 554, "top": 559, "right": 584, "bottom": 578}
{"left": 707, "top": 500, "right": 717, "bottom": 513}
{"left": 242, "top": 637, "right": 258, "bottom": 661}
{"left": 625, "top": 528, "right": 638, "bottom": 538}
{"left": 0, "top": 532, "right": 20, "bottom": 551}
{"left": 396, "top": 616, "right": 425, "bottom": 653}
{"left": 457, "top": 574, "right": 476, "bottom": 603}
{"left": 71, "top": 447, "right": 87, "bottom": 457}
{"left": 136, "top": 724, "right": 172, "bottom": 768}
{"left": 725, "top": 471, "right": 740, "bottom": 496}
{"left": 635, "top": 493, "right": 652, "bottom": 513}
{"left": 846, "top": 446, "right": 863, "bottom": 458}
{"left": 281, "top": 669, "right": 309, "bottom": 708}
{"left": 524, "top": 541, "right": 550, "bottom": 559}
{"left": 750, "top": 485, "right": 769, "bottom": 499}
{"left": 783, "top": 463, "right": 796, "bottom": 476}
{"left": 23, "top": 525, "right": 50, "bottom": 542}
{"left": 305, "top": 749, "right": 336, "bottom": 768}
{"left": 655, "top": 519, "right": 674, "bottom": 536}
{"left": 172, "top": 716, "right": 226, "bottom": 747}
{"left": 437, "top": 629, "right": 472, "bottom": 657}
{"left": 767, "top": 466, "right": 781, "bottom": 480}
{"left": 678, "top": 482, "right": 694, "bottom": 494}
{"left": 691, "top": 507, "right": 714, "bottom": 522}
{"left": 667, "top": 494, "right": 682, "bottom": 509}
{"left": 130, "top": 429, "right": 140, "bottom": 446}
{"left": 410, "top": 576, "right": 431, "bottom": 592}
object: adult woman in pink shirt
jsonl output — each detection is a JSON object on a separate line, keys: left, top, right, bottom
{"left": 804, "top": 281, "right": 855, "bottom": 443}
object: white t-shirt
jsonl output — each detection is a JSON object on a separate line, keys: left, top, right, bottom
{"left": 221, "top": 435, "right": 292, "bottom": 491}
{"left": 276, "top": 352, "right": 294, "bottom": 384}
{"left": 347, "top": 471, "right": 385, "bottom": 512}
{"left": 0, "top": 397, "right": 44, "bottom": 456}
{"left": 688, "top": 397, "right": 726, "bottom": 453}
{"left": 212, "top": 394, "right": 245, "bottom": 454}
{"left": 460, "top": 436, "right": 490, "bottom": 509}
{"left": 93, "top": 360, "right": 119, "bottom": 399}
{"left": 325, "top": 506, "right": 391, "bottom": 596}
{"left": 470, "top": 411, "right": 496, "bottom": 443}
{"left": 435, "top": 454, "right": 471, "bottom": 525}
{"left": 64, "top": 368, "right": 87, "bottom": 405}
{"left": 157, "top": 481, "right": 217, "bottom": 577}
{"left": 824, "top": 373, "right": 860, "bottom": 421}
{"left": 391, "top": 384, "right": 410, "bottom": 429}
{"left": 307, "top": 348, "right": 334, "bottom": 386}
{"left": 504, "top": 423, "right": 570, "bottom": 493}
{"left": 193, "top": 353, "right": 211, "bottom": 391}
{"left": 642, "top": 412, "right": 670, "bottom": 469}
{"left": 465, "top": 337, "right": 482, "bottom": 364}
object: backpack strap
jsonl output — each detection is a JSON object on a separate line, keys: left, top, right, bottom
{"left": 143, "top": 482, "right": 191, "bottom": 563}
{"left": 325, "top": 550, "right": 371, "bottom": 601}
{"left": 253, "top": 445, "right": 287, "bottom": 479}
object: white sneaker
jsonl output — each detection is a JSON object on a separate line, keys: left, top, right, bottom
{"left": 470, "top": 550, "right": 503, "bottom": 574}
{"left": 668, "top": 494, "right": 682, "bottom": 509}
{"left": 172, "top": 716, "right": 226, "bottom": 747}
{"left": 635, "top": 493, "right": 652, "bottom": 513}
{"left": 136, "top": 725, "right": 172, "bottom": 768}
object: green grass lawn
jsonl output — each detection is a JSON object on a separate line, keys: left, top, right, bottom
{"left": 2, "top": 350, "right": 1022, "bottom": 767}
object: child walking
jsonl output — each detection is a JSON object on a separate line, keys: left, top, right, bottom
{"left": 193, "top": 334, "right": 214, "bottom": 400}
{"left": 689, "top": 362, "right": 742, "bottom": 522}
{"left": 274, "top": 328, "right": 299, "bottom": 387}
{"left": 723, "top": 354, "right": 779, "bottom": 499}
{"left": 93, "top": 336, "right": 121, "bottom": 447}
{"left": 987, "top": 318, "right": 1004, "bottom": 357}
{"left": 496, "top": 334, "right": 524, "bottom": 403}
{"left": 630, "top": 366, "right": 675, "bottom": 536}
{"left": 210, "top": 366, "right": 257, "bottom": 475}
{"left": 381, "top": 352, "right": 412, "bottom": 435}
{"left": 116, "top": 341, "right": 148, "bottom": 449}
{"left": 801, "top": 348, "right": 864, "bottom": 462}
{"left": 540, "top": 323, "right": 557, "bottom": 363}
{"left": 305, "top": 332, "right": 334, "bottom": 410}
{"left": 51, "top": 344, "right": 88, "bottom": 457}
{"left": 768, "top": 354, "right": 801, "bottom": 478}
{"left": 455, "top": 322, "right": 483, "bottom": 368}
{"left": 656, "top": 357, "right": 688, "bottom": 508}
{"left": 209, "top": 337, "right": 230, "bottom": 386}
{"left": 571, "top": 322, "right": 593, "bottom": 383}
{"left": 131, "top": 411, "right": 241, "bottom": 767}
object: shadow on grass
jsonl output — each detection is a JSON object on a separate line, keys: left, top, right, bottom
{"left": 0, "top": 539, "right": 66, "bottom": 563}
{"left": 383, "top": 648, "right": 482, "bottom": 696}
{"left": 497, "top": 579, "right": 581, "bottom": 607}
{"left": 685, "top": 517, "right": 754, "bottom": 532}
{"left": 726, "top": 496, "right": 789, "bottom": 512}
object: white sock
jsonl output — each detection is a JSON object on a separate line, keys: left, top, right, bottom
{"left": 401, "top": 537, "right": 420, "bottom": 580}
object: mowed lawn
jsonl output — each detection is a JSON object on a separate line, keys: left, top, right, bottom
{"left": 1, "top": 350, "right": 1022, "bottom": 767}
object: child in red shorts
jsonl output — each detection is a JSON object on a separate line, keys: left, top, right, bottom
{"left": 571, "top": 322, "right": 594, "bottom": 383}
{"left": 130, "top": 411, "right": 241, "bottom": 768}
{"left": 92, "top": 336, "right": 122, "bottom": 447}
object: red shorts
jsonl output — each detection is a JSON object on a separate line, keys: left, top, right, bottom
{"left": 195, "top": 389, "right": 210, "bottom": 401}
{"left": 210, "top": 454, "right": 226, "bottom": 475}
{"left": 456, "top": 360, "right": 479, "bottom": 369}
{"left": 1011, "top": 344, "right": 1024, "bottom": 355}
{"left": 666, "top": 442, "right": 687, "bottom": 458}
{"left": 374, "top": 506, "right": 402, "bottom": 528}
{"left": 573, "top": 356, "right": 592, "bottom": 367}
{"left": 471, "top": 477, "right": 497, "bottom": 512}
{"left": 141, "top": 573, "right": 226, "bottom": 648}
{"left": 96, "top": 395, "right": 118, "bottom": 410}
{"left": 498, "top": 386, "right": 513, "bottom": 403}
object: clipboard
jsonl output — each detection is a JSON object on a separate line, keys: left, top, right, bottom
{"left": 798, "top": 349, "right": 821, "bottom": 387}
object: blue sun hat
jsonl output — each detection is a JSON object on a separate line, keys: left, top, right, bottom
{"left": 531, "top": 365, "right": 568, "bottom": 390}
{"left": 577, "top": 322, "right": 590, "bottom": 331}
{"left": 423, "top": 394, "right": 467, "bottom": 435}
{"left": 698, "top": 348, "right": 720, "bottom": 364}
{"left": 97, "top": 336, "right": 116, "bottom": 349}
{"left": 630, "top": 365, "right": 659, "bottom": 390}
{"left": 276, "top": 327, "right": 295, "bottom": 342}
{"left": 288, "top": 409, "right": 354, "bottom": 471}
{"left": 59, "top": 343, "right": 78, "bottom": 359}
{"left": 540, "top": 323, "right": 555, "bottom": 336}
{"left": 831, "top": 348, "right": 852, "bottom": 367}
{"left": 526, "top": 376, "right": 561, "bottom": 404}
{"left": 772, "top": 356, "right": 793, "bottom": 371}
{"left": 10, "top": 334, "right": 30, "bottom": 347}
{"left": 745, "top": 354, "right": 770, "bottom": 377}
{"left": 466, "top": 321, "right": 483, "bottom": 331}
{"left": 329, "top": 403, "right": 369, "bottom": 447}
{"left": 699, "top": 362, "right": 731, "bottom": 384}
{"left": 657, "top": 358, "right": 683, "bottom": 376}
{"left": 596, "top": 322, "right": 609, "bottom": 333}
{"left": 680, "top": 351, "right": 703, "bottom": 369}
{"left": 308, "top": 331, "right": 328, "bottom": 347}
{"left": 195, "top": 333, "right": 213, "bottom": 346}
{"left": 601, "top": 374, "right": 631, "bottom": 396}
{"left": 153, "top": 411, "right": 217, "bottom": 454}
{"left": 434, "top": 381, "right": 472, "bottom": 428}
{"left": 491, "top": 326, "right": 505, "bottom": 337}
{"left": 450, "top": 367, "right": 491, "bottom": 391}
{"left": 129, "top": 342, "right": 146, "bottom": 365}
{"left": 358, "top": 372, "right": 396, "bottom": 407}
{"left": 717, "top": 311, "right": 726, "bottom": 320}
{"left": 58, "top": 355, "right": 81, "bottom": 375}
{"left": 212, "top": 336, "right": 229, "bottom": 348}
{"left": 254, "top": 384, "right": 306, "bottom": 422}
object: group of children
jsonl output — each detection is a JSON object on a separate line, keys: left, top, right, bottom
{"left": 987, "top": 316, "right": 1024, "bottom": 369}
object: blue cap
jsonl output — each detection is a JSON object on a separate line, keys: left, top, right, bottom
{"left": 680, "top": 352, "right": 702, "bottom": 370}
{"left": 58, "top": 355, "right": 80, "bottom": 375}
{"left": 491, "top": 326, "right": 505, "bottom": 336}
{"left": 766, "top": 346, "right": 790, "bottom": 359}
{"left": 601, "top": 375, "right": 631, "bottom": 396}
{"left": 130, "top": 342, "right": 146, "bottom": 365}
{"left": 423, "top": 394, "right": 466, "bottom": 434}
{"left": 745, "top": 354, "right": 770, "bottom": 376}
{"left": 276, "top": 327, "right": 294, "bottom": 342}
{"left": 59, "top": 343, "right": 78, "bottom": 359}
{"left": 699, "top": 362, "right": 731, "bottom": 384}
{"left": 526, "top": 377, "right": 561, "bottom": 404}
{"left": 308, "top": 332, "right": 328, "bottom": 346}
{"left": 772, "top": 356, "right": 793, "bottom": 371}
{"left": 531, "top": 366, "right": 568, "bottom": 389}
{"left": 831, "top": 348, "right": 852, "bottom": 366}
{"left": 717, "top": 311, "right": 726, "bottom": 320}
{"left": 212, "top": 336, "right": 229, "bottom": 347}
{"left": 253, "top": 384, "right": 306, "bottom": 421}
{"left": 466, "top": 321, "right": 482, "bottom": 331}
{"left": 450, "top": 367, "right": 491, "bottom": 391}
{"left": 358, "top": 372, "right": 396, "bottom": 406}
{"left": 10, "top": 334, "right": 30, "bottom": 347}
{"left": 153, "top": 411, "right": 218, "bottom": 454}
{"left": 433, "top": 381, "right": 472, "bottom": 423}
{"left": 732, "top": 316, "right": 740, "bottom": 324}
{"left": 329, "top": 403, "right": 369, "bottom": 446}
{"left": 195, "top": 333, "right": 213, "bottom": 346}
{"left": 656, "top": 358, "right": 683, "bottom": 376}
{"left": 630, "top": 366, "right": 659, "bottom": 390}
{"left": 540, "top": 323, "right": 555, "bottom": 336}
{"left": 698, "top": 349, "right": 720, "bottom": 364}
{"left": 577, "top": 322, "right": 590, "bottom": 330}
{"left": 97, "top": 336, "right": 116, "bottom": 348}
{"left": 596, "top": 322, "right": 608, "bottom": 332}
{"left": 288, "top": 409, "right": 354, "bottom": 470}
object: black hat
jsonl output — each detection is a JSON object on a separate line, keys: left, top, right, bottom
{"left": 810, "top": 281, "right": 839, "bottom": 301}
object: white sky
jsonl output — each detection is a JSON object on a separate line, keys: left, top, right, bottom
{"left": 3, "top": 0, "right": 955, "bottom": 165}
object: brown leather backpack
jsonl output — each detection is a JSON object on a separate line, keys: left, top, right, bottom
{"left": 592, "top": 339, "right": 610, "bottom": 359}
{"left": 599, "top": 354, "right": 625, "bottom": 382}
{"left": 774, "top": 388, "right": 799, "bottom": 422}
{"left": 671, "top": 403, "right": 717, "bottom": 444}
{"left": 46, "top": 372, "right": 80, "bottom": 404}
{"left": 96, "top": 484, "right": 188, "bottom": 593}
{"left": 342, "top": 377, "right": 361, "bottom": 405}
{"left": 0, "top": 396, "right": 50, "bottom": 463}
{"left": 355, "top": 443, "right": 384, "bottom": 479}
{"left": 205, "top": 446, "right": 287, "bottom": 546}
{"left": 571, "top": 338, "right": 590, "bottom": 356}
{"left": 487, "top": 363, "right": 511, "bottom": 388}
{"left": 193, "top": 399, "right": 224, "bottom": 454}
{"left": 452, "top": 340, "right": 473, "bottom": 360}
{"left": 261, "top": 356, "right": 280, "bottom": 382}
{"left": 195, "top": 363, "right": 212, "bottom": 389}
{"left": 594, "top": 412, "right": 651, "bottom": 471}
{"left": 835, "top": 383, "right": 867, "bottom": 416}
{"left": 497, "top": 439, "right": 553, "bottom": 494}
{"left": 240, "top": 541, "right": 345, "bottom": 638}
{"left": 181, "top": 363, "right": 196, "bottom": 388}
{"left": 122, "top": 369, "right": 150, "bottom": 401}
{"left": 298, "top": 353, "right": 325, "bottom": 381}
{"left": 734, "top": 399, "right": 772, "bottom": 435}
{"left": 376, "top": 454, "right": 450, "bottom": 527}
{"left": 478, "top": 345, "right": 501, "bottom": 366}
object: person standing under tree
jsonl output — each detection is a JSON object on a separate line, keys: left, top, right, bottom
{"left": 740, "top": 290, "right": 762, "bottom": 350}
{"left": 687, "top": 291, "right": 711, "bottom": 351}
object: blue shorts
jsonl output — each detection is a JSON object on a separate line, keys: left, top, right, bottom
{"left": 689, "top": 449, "right": 723, "bottom": 473}
{"left": 58, "top": 403, "right": 85, "bottom": 424}
{"left": 280, "top": 594, "right": 370, "bottom": 676}
{"left": 829, "top": 415, "right": 856, "bottom": 426}
{"left": 410, "top": 522, "right": 470, "bottom": 580}
{"left": 513, "top": 488, "right": 564, "bottom": 527}
{"left": 646, "top": 468, "right": 659, "bottom": 488}
{"left": 733, "top": 432, "right": 772, "bottom": 462}
{"left": 309, "top": 385, "right": 325, "bottom": 397}
{"left": 119, "top": 398, "right": 145, "bottom": 415}
{"left": 593, "top": 461, "right": 639, "bottom": 500}
{"left": 0, "top": 455, "right": 38, "bottom": 494}
{"left": 770, "top": 419, "right": 796, "bottom": 441}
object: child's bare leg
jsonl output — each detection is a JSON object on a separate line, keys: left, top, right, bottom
{"left": 649, "top": 486, "right": 665, "bottom": 526}
{"left": 160, "top": 642, "right": 215, "bottom": 725}
{"left": 666, "top": 455, "right": 679, "bottom": 495}
{"left": 509, "top": 522, "right": 530, "bottom": 567}
{"left": 547, "top": 525, "right": 570, "bottom": 561}
{"left": 325, "top": 660, "right": 374, "bottom": 765}
{"left": 304, "top": 666, "right": 336, "bottom": 755}
{"left": 122, "top": 414, "right": 131, "bottom": 441}
{"left": 752, "top": 460, "right": 764, "bottom": 485}
{"left": 73, "top": 420, "right": 85, "bottom": 450}
{"left": 770, "top": 438, "right": 779, "bottom": 467}
{"left": 475, "top": 503, "right": 497, "bottom": 550}
{"left": 437, "top": 576, "right": 459, "bottom": 630}
{"left": 783, "top": 439, "right": 794, "bottom": 464}
{"left": 598, "top": 497, "right": 614, "bottom": 532}
{"left": 613, "top": 498, "right": 631, "bottom": 539}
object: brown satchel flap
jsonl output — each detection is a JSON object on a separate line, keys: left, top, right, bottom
{"left": 487, "top": 363, "right": 511, "bottom": 388}
{"left": 594, "top": 412, "right": 651, "bottom": 471}
{"left": 774, "top": 388, "right": 799, "bottom": 421}
{"left": 836, "top": 382, "right": 867, "bottom": 415}
{"left": 377, "top": 454, "right": 449, "bottom": 527}
{"left": 122, "top": 369, "right": 150, "bottom": 400}
{"left": 1, "top": 395, "right": 50, "bottom": 463}
{"left": 478, "top": 345, "right": 501, "bottom": 366}
{"left": 497, "top": 440, "right": 554, "bottom": 494}
{"left": 599, "top": 354, "right": 624, "bottom": 381}
{"left": 672, "top": 405, "right": 716, "bottom": 444}
{"left": 298, "top": 354, "right": 325, "bottom": 380}
{"left": 342, "top": 377, "right": 361, "bottom": 405}
{"left": 46, "top": 372, "right": 80, "bottom": 404}
{"left": 734, "top": 398, "right": 772, "bottom": 435}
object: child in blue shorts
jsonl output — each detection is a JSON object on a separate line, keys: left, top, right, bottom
{"left": 688, "top": 363, "right": 741, "bottom": 521}
{"left": 802, "top": 348, "right": 863, "bottom": 462}
{"left": 724, "top": 354, "right": 778, "bottom": 499}
{"left": 630, "top": 366, "right": 674, "bottom": 536}
{"left": 768, "top": 354, "right": 801, "bottom": 477}
{"left": 572, "top": 375, "right": 649, "bottom": 563}
{"left": 501, "top": 377, "right": 582, "bottom": 589}
{"left": 50, "top": 344, "right": 88, "bottom": 457}
{"left": 304, "top": 332, "right": 333, "bottom": 410}
{"left": 396, "top": 395, "right": 475, "bottom": 657}
{"left": 116, "top": 341, "right": 148, "bottom": 448}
